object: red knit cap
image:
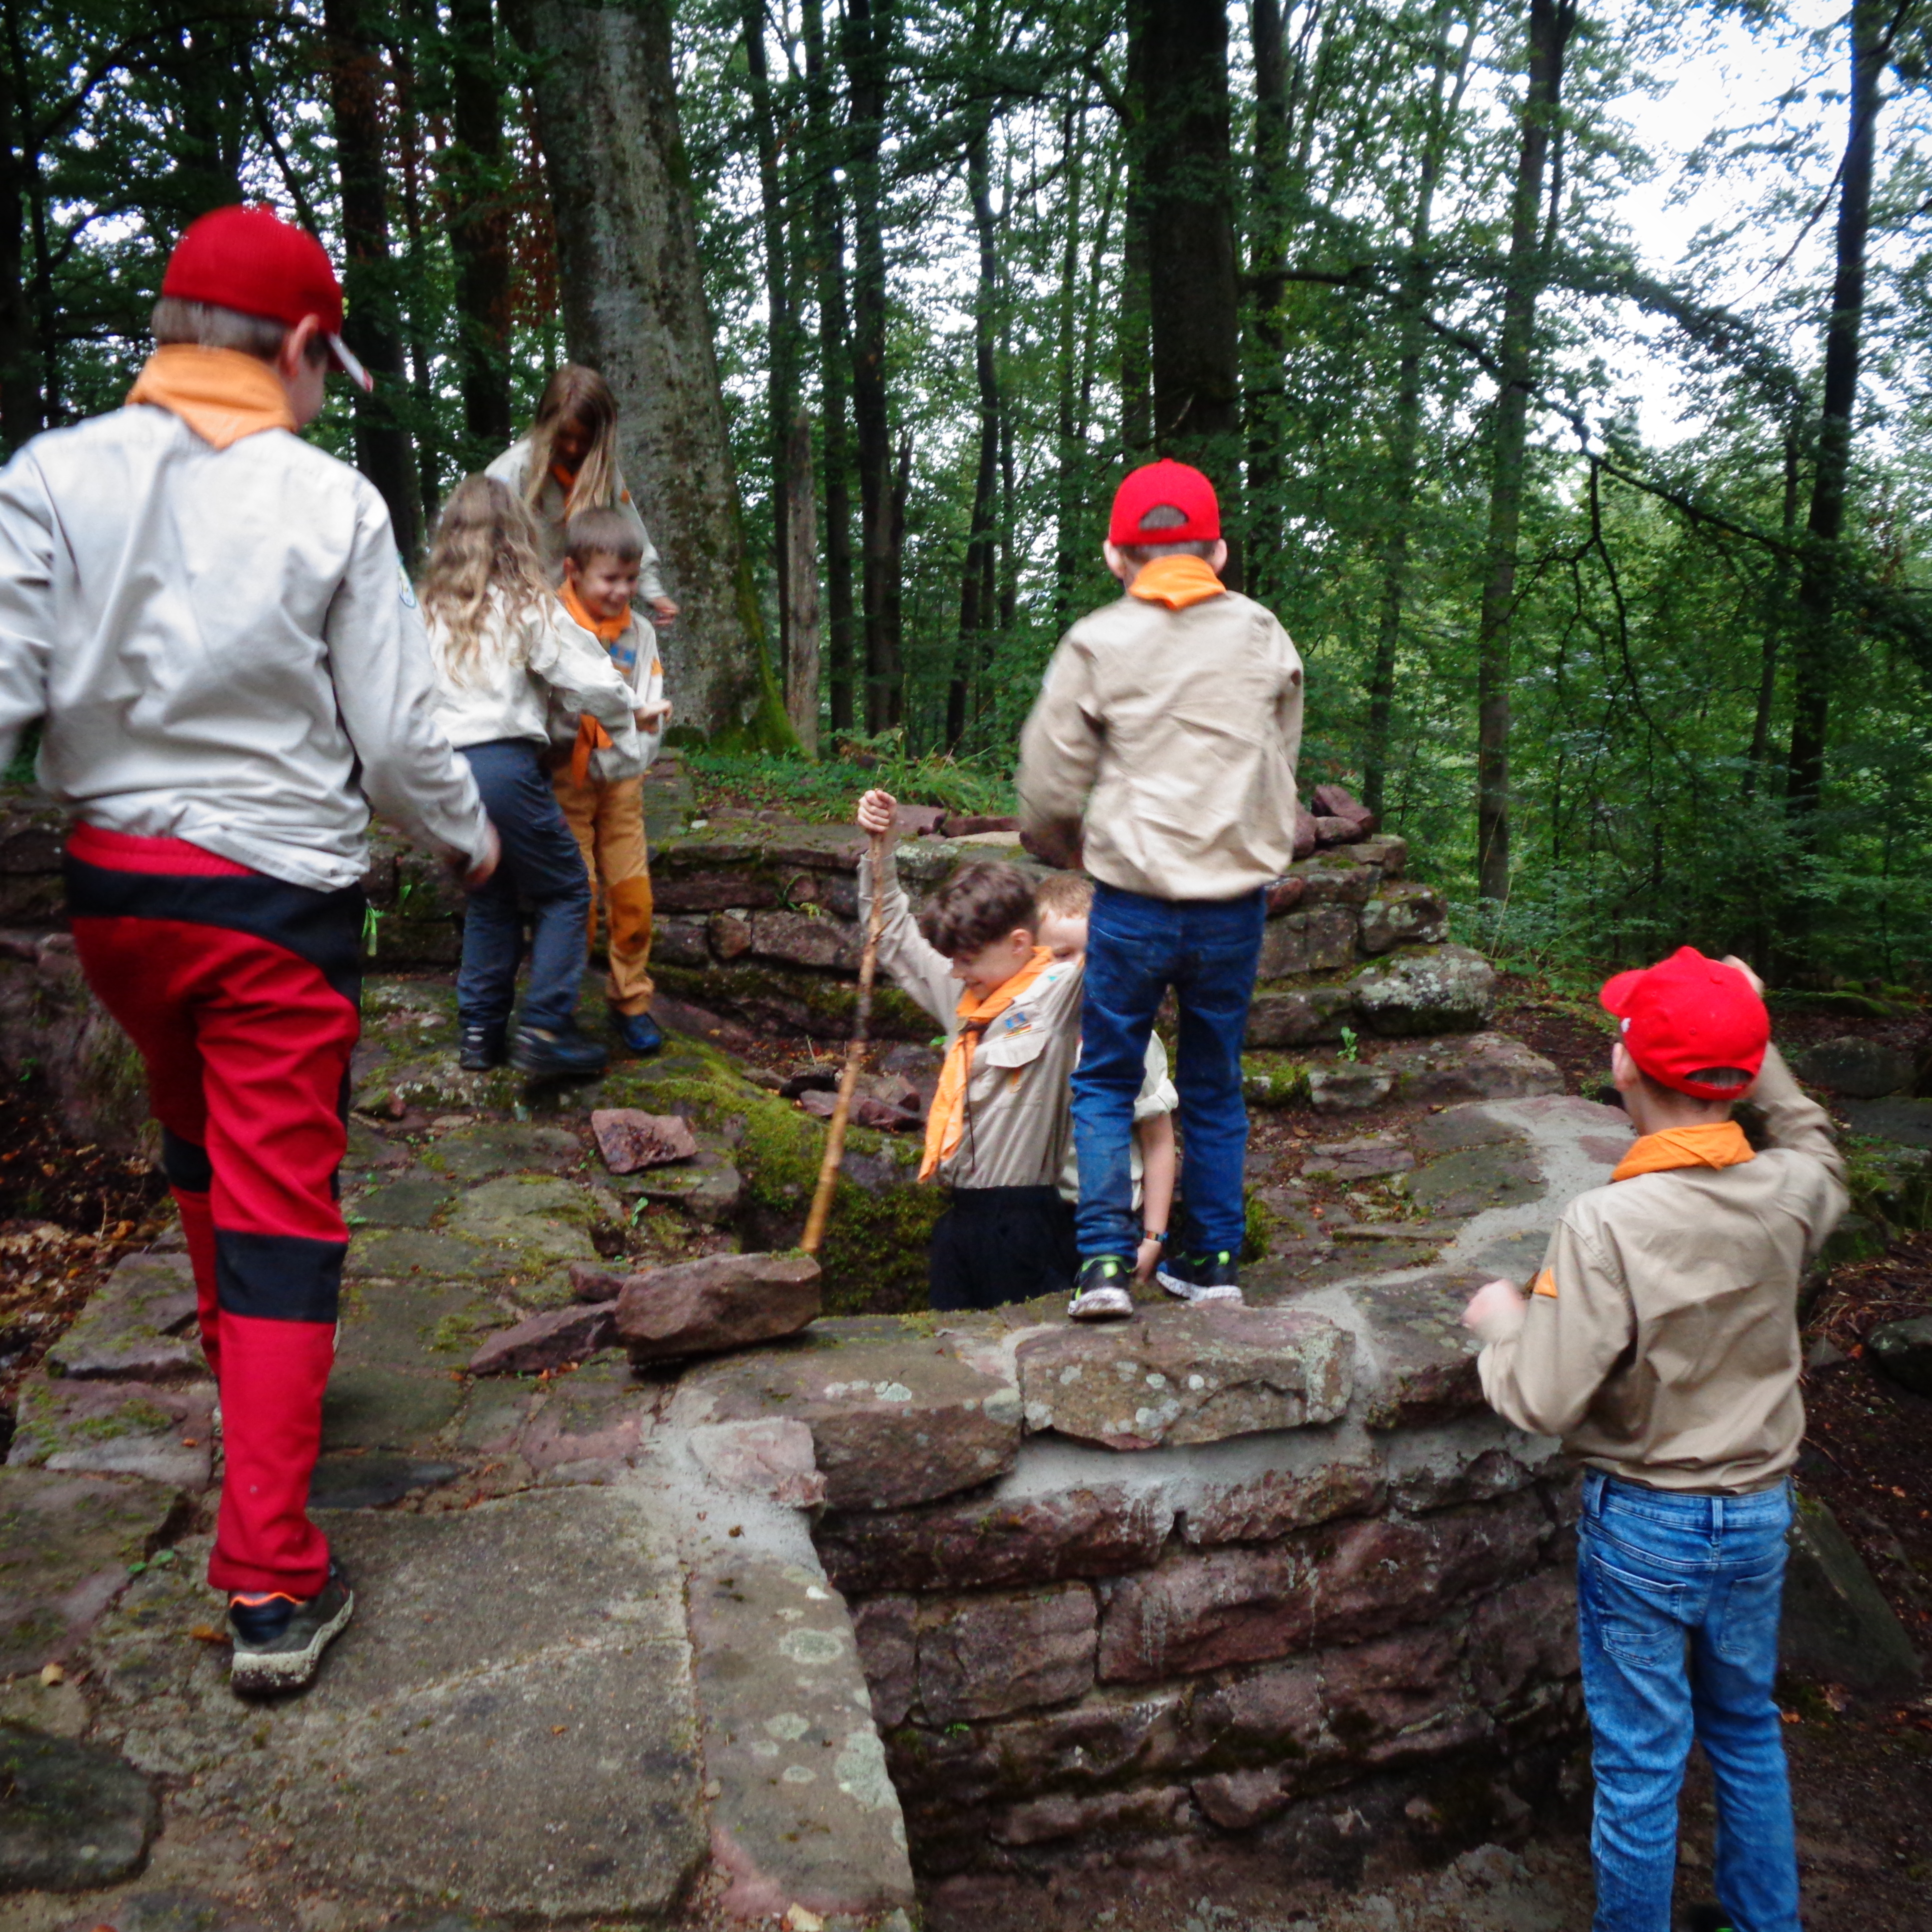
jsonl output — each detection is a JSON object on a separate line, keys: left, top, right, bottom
{"left": 1108, "top": 459, "right": 1220, "bottom": 546}
{"left": 1599, "top": 947, "right": 1769, "bottom": 1100}
{"left": 162, "top": 206, "right": 371, "bottom": 390}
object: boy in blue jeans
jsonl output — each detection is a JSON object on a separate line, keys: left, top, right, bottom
{"left": 1464, "top": 947, "right": 1846, "bottom": 1932}
{"left": 1016, "top": 460, "right": 1304, "bottom": 1311}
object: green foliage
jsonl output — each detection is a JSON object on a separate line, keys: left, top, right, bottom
{"left": 686, "top": 738, "right": 1014, "bottom": 823}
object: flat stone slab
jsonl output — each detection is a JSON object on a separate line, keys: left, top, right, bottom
{"left": 320, "top": 1366, "right": 464, "bottom": 1452}
{"left": 336, "top": 1280, "right": 508, "bottom": 1371}
{"left": 84, "top": 1489, "right": 708, "bottom": 1923}
{"left": 468, "top": 1300, "right": 616, "bottom": 1375}
{"left": 0, "top": 1720, "right": 156, "bottom": 1892}
{"left": 613, "top": 1252, "right": 822, "bottom": 1362}
{"left": 1015, "top": 1308, "right": 1354, "bottom": 1450}
{"left": 308, "top": 1452, "right": 462, "bottom": 1511}
{"left": 44, "top": 1252, "right": 200, "bottom": 1382}
{"left": 623, "top": 1138, "right": 746, "bottom": 1226}
{"left": 1841, "top": 1096, "right": 1932, "bottom": 1147}
{"left": 345, "top": 1228, "right": 504, "bottom": 1282}
{"left": 1298, "top": 1136, "right": 1413, "bottom": 1183}
{"left": 0, "top": 1467, "right": 180, "bottom": 1675}
{"left": 444, "top": 1175, "right": 602, "bottom": 1267}
{"left": 419, "top": 1121, "right": 585, "bottom": 1180}
{"left": 348, "top": 1173, "right": 456, "bottom": 1228}
{"left": 674, "top": 1338, "right": 1022, "bottom": 1510}
{"left": 1328, "top": 1270, "right": 1492, "bottom": 1430}
{"left": 8, "top": 1378, "right": 214, "bottom": 1488}
{"left": 1404, "top": 1142, "right": 1544, "bottom": 1218}
{"left": 1378, "top": 1032, "right": 1564, "bottom": 1106}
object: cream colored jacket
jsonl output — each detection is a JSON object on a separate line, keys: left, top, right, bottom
{"left": 484, "top": 438, "right": 668, "bottom": 602}
{"left": 1016, "top": 587, "right": 1304, "bottom": 901}
{"left": 858, "top": 845, "right": 1174, "bottom": 1194}
{"left": 546, "top": 606, "right": 667, "bottom": 782}
{"left": 1472, "top": 1046, "right": 1846, "bottom": 1493}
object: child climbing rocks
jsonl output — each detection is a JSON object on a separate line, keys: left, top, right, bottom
{"left": 1016, "top": 459, "right": 1304, "bottom": 1311}
{"left": 0, "top": 205, "right": 498, "bottom": 1694}
{"left": 553, "top": 507, "right": 674, "bottom": 1056}
{"left": 420, "top": 476, "right": 642, "bottom": 1080}
{"left": 855, "top": 790, "right": 1176, "bottom": 1318}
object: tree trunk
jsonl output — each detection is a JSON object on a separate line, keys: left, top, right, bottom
{"left": 446, "top": 0, "right": 514, "bottom": 463}
{"left": 802, "top": 0, "right": 856, "bottom": 736}
{"left": 784, "top": 410, "right": 821, "bottom": 754}
{"left": 844, "top": 0, "right": 902, "bottom": 733}
{"left": 514, "top": 0, "right": 793, "bottom": 747}
{"left": 0, "top": 5, "right": 40, "bottom": 450}
{"left": 1364, "top": 0, "right": 1476, "bottom": 816}
{"left": 1138, "top": 0, "right": 1242, "bottom": 564}
{"left": 1744, "top": 418, "right": 1802, "bottom": 799}
{"left": 325, "top": 0, "right": 422, "bottom": 562}
{"left": 396, "top": 2, "right": 443, "bottom": 534}
{"left": 1473, "top": 0, "right": 1576, "bottom": 900}
{"left": 1119, "top": 0, "right": 1152, "bottom": 459}
{"left": 1242, "top": 0, "right": 1290, "bottom": 607}
{"left": 1786, "top": 0, "right": 1883, "bottom": 840}
{"left": 949, "top": 115, "right": 1000, "bottom": 750}
{"left": 1052, "top": 98, "right": 1086, "bottom": 632}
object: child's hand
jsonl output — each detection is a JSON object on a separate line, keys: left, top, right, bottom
{"left": 635, "top": 700, "right": 672, "bottom": 732}
{"left": 1722, "top": 954, "right": 1765, "bottom": 996}
{"left": 648, "top": 597, "right": 678, "bottom": 630}
{"left": 856, "top": 788, "right": 898, "bottom": 836}
{"left": 1460, "top": 1278, "right": 1526, "bottom": 1334}
{"left": 453, "top": 820, "right": 502, "bottom": 892}
{"left": 1134, "top": 1236, "right": 1162, "bottom": 1283}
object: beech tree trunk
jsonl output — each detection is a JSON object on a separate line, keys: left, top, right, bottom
{"left": 784, "top": 410, "right": 821, "bottom": 752}
{"left": 0, "top": 4, "right": 40, "bottom": 450}
{"left": 1118, "top": 0, "right": 1152, "bottom": 458}
{"left": 516, "top": 0, "right": 792, "bottom": 748}
{"left": 446, "top": 0, "right": 514, "bottom": 462}
{"left": 325, "top": 0, "right": 422, "bottom": 562}
{"left": 1473, "top": 0, "right": 1576, "bottom": 900}
{"left": 949, "top": 115, "right": 1000, "bottom": 750}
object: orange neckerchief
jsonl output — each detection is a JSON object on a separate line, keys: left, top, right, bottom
{"left": 1612, "top": 1120, "right": 1755, "bottom": 1182}
{"left": 1129, "top": 554, "right": 1227, "bottom": 610}
{"left": 920, "top": 948, "right": 1055, "bottom": 1182}
{"left": 126, "top": 345, "right": 296, "bottom": 450}
{"left": 560, "top": 583, "right": 635, "bottom": 785}
{"left": 551, "top": 460, "right": 578, "bottom": 492}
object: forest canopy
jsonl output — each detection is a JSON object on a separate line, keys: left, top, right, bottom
{"left": 6, "top": 0, "right": 1932, "bottom": 984}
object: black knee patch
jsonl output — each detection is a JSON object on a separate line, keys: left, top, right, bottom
{"left": 214, "top": 1230, "right": 344, "bottom": 1324}
{"left": 161, "top": 1128, "right": 214, "bottom": 1194}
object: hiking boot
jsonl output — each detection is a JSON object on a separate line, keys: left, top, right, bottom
{"left": 612, "top": 1008, "right": 664, "bottom": 1056}
{"left": 228, "top": 1564, "right": 354, "bottom": 1695}
{"left": 1157, "top": 1248, "right": 1244, "bottom": 1306}
{"left": 458, "top": 1022, "right": 506, "bottom": 1070}
{"left": 510, "top": 1024, "right": 608, "bottom": 1080}
{"left": 1068, "top": 1255, "right": 1135, "bottom": 1322}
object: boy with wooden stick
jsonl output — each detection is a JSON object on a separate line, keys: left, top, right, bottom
{"left": 1462, "top": 948, "right": 1844, "bottom": 1932}
{"left": 854, "top": 792, "right": 1176, "bottom": 1318}
{"left": 1016, "top": 460, "right": 1304, "bottom": 1310}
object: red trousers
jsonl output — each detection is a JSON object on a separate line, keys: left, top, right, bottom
{"left": 67, "top": 824, "right": 362, "bottom": 1598}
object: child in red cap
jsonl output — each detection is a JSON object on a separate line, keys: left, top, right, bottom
{"left": 1462, "top": 947, "right": 1845, "bottom": 1932}
{"left": 0, "top": 205, "right": 498, "bottom": 1694}
{"left": 1016, "top": 459, "right": 1304, "bottom": 1316}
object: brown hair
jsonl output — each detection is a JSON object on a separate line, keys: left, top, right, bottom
{"left": 526, "top": 363, "right": 620, "bottom": 520}
{"left": 564, "top": 506, "right": 644, "bottom": 570}
{"left": 418, "top": 476, "right": 554, "bottom": 684}
{"left": 1032, "top": 872, "right": 1093, "bottom": 922}
{"left": 1115, "top": 501, "right": 1218, "bottom": 570}
{"left": 918, "top": 862, "right": 1037, "bottom": 958}
{"left": 150, "top": 296, "right": 330, "bottom": 368}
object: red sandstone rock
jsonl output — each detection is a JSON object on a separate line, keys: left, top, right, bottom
{"left": 589, "top": 1108, "right": 698, "bottom": 1174}
{"left": 468, "top": 1301, "right": 616, "bottom": 1376}
{"left": 1312, "top": 814, "right": 1362, "bottom": 846}
{"left": 1178, "top": 1456, "right": 1383, "bottom": 1547}
{"left": 1358, "top": 881, "right": 1448, "bottom": 955}
{"left": 708, "top": 910, "right": 754, "bottom": 958}
{"left": 940, "top": 813, "right": 1020, "bottom": 836}
{"left": 688, "top": 1416, "right": 825, "bottom": 1507}
{"left": 1193, "top": 1765, "right": 1294, "bottom": 1830}
{"left": 1265, "top": 874, "right": 1306, "bottom": 916}
{"left": 1466, "top": 1567, "right": 1579, "bottom": 1709}
{"left": 1317, "top": 1622, "right": 1470, "bottom": 1758}
{"left": 796, "top": 1088, "right": 920, "bottom": 1132}
{"left": 1311, "top": 783, "right": 1376, "bottom": 836}
{"left": 894, "top": 804, "right": 947, "bottom": 836}
{"left": 990, "top": 1783, "right": 1192, "bottom": 1847}
{"left": 615, "top": 1252, "right": 820, "bottom": 1362}
{"left": 1256, "top": 904, "right": 1356, "bottom": 980}
{"left": 852, "top": 1595, "right": 918, "bottom": 1730}
{"left": 916, "top": 1582, "right": 1098, "bottom": 1724}
{"left": 1097, "top": 1542, "right": 1318, "bottom": 1682}
{"left": 1292, "top": 806, "right": 1318, "bottom": 860}
{"left": 748, "top": 909, "right": 862, "bottom": 972}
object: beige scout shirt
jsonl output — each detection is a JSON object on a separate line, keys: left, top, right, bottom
{"left": 1014, "top": 588, "right": 1304, "bottom": 902}
{"left": 482, "top": 438, "right": 669, "bottom": 603}
{"left": 1472, "top": 1046, "right": 1846, "bottom": 1494}
{"left": 859, "top": 845, "right": 1175, "bottom": 1194}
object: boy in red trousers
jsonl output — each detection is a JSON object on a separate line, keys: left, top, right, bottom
{"left": 0, "top": 206, "right": 497, "bottom": 1694}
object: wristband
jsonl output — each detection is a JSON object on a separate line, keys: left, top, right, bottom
{"left": 1142, "top": 1230, "right": 1167, "bottom": 1246}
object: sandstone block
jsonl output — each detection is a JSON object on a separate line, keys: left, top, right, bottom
{"left": 1358, "top": 882, "right": 1448, "bottom": 954}
{"left": 1466, "top": 1568, "right": 1578, "bottom": 1710}
{"left": 1293, "top": 806, "right": 1318, "bottom": 860}
{"left": 1266, "top": 874, "right": 1307, "bottom": 915}
{"left": 688, "top": 1417, "right": 826, "bottom": 1507}
{"left": 1194, "top": 1765, "right": 1294, "bottom": 1830}
{"left": 916, "top": 1582, "right": 1097, "bottom": 1724}
{"left": 1342, "top": 835, "right": 1406, "bottom": 878}
{"left": 852, "top": 1594, "right": 918, "bottom": 1728}
{"left": 750, "top": 909, "right": 862, "bottom": 973}
{"left": 1298, "top": 1135, "right": 1412, "bottom": 1184}
{"left": 1016, "top": 1306, "right": 1352, "bottom": 1450}
{"left": 1308, "top": 1063, "right": 1396, "bottom": 1112}
{"left": 1257, "top": 905, "right": 1357, "bottom": 979}
{"left": 1404, "top": 1142, "right": 1544, "bottom": 1218}
{"left": 1781, "top": 1488, "right": 1922, "bottom": 1697}
{"left": 990, "top": 1783, "right": 1193, "bottom": 1847}
{"left": 1098, "top": 1542, "right": 1318, "bottom": 1682}
{"left": 626, "top": 1140, "right": 745, "bottom": 1224}
{"left": 798, "top": 1088, "right": 920, "bottom": 1132}
{"left": 44, "top": 1252, "right": 199, "bottom": 1382}
{"left": 652, "top": 915, "right": 712, "bottom": 968}
{"left": 708, "top": 910, "right": 754, "bottom": 958}
{"left": 818, "top": 1484, "right": 1172, "bottom": 1594}
{"left": 1350, "top": 944, "right": 1496, "bottom": 1036}
{"left": 1380, "top": 1032, "right": 1564, "bottom": 1106}
{"left": 1344, "top": 1272, "right": 1494, "bottom": 1428}
{"left": 468, "top": 1302, "right": 616, "bottom": 1376}
{"left": 1246, "top": 984, "right": 1354, "bottom": 1049}
{"left": 1291, "top": 859, "right": 1376, "bottom": 906}
{"left": 590, "top": 1108, "right": 698, "bottom": 1174}
{"left": 676, "top": 1339, "right": 1022, "bottom": 1510}
{"left": 616, "top": 1252, "right": 821, "bottom": 1362}
{"left": 1792, "top": 1033, "right": 1915, "bottom": 1100}
{"left": 1310, "top": 784, "right": 1376, "bottom": 837}
{"left": 1317, "top": 1622, "right": 1470, "bottom": 1762}
{"left": 8, "top": 1376, "right": 214, "bottom": 1488}
{"left": 652, "top": 862, "right": 779, "bottom": 912}
{"left": 1178, "top": 1454, "right": 1383, "bottom": 1548}
{"left": 1188, "top": 1656, "right": 1325, "bottom": 1760}
{"left": 1312, "top": 816, "right": 1361, "bottom": 846}
{"left": 0, "top": 1722, "right": 156, "bottom": 1891}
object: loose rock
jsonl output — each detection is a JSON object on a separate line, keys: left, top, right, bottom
{"left": 1866, "top": 1313, "right": 1932, "bottom": 1398}
{"left": 1350, "top": 944, "right": 1496, "bottom": 1036}
{"left": 1792, "top": 1034, "right": 1915, "bottom": 1100}
{"left": 616, "top": 1252, "right": 822, "bottom": 1362}
{"left": 468, "top": 1302, "right": 618, "bottom": 1376}
{"left": 44, "top": 1252, "right": 199, "bottom": 1382}
{"left": 591, "top": 1108, "right": 699, "bottom": 1174}
{"left": 0, "top": 1722, "right": 156, "bottom": 1891}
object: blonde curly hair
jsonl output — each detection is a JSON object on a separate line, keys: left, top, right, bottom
{"left": 418, "top": 476, "right": 554, "bottom": 684}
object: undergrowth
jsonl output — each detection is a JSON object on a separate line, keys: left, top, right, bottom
{"left": 684, "top": 730, "right": 1014, "bottom": 823}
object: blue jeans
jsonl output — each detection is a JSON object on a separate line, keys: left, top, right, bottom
{"left": 1071, "top": 881, "right": 1266, "bottom": 1260}
{"left": 1578, "top": 1468, "right": 1798, "bottom": 1932}
{"left": 456, "top": 739, "right": 593, "bottom": 1036}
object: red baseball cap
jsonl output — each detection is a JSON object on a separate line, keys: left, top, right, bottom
{"left": 1599, "top": 946, "right": 1768, "bottom": 1099}
{"left": 162, "top": 205, "right": 372, "bottom": 391}
{"left": 1108, "top": 459, "right": 1220, "bottom": 546}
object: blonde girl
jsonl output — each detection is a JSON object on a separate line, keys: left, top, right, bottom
{"left": 420, "top": 476, "right": 640, "bottom": 1080}
{"left": 484, "top": 364, "right": 678, "bottom": 632}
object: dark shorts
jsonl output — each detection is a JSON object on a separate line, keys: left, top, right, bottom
{"left": 928, "top": 1185, "right": 1076, "bottom": 1312}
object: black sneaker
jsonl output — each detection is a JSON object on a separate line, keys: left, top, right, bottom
{"left": 1156, "top": 1249, "right": 1244, "bottom": 1306}
{"left": 1068, "top": 1255, "right": 1136, "bottom": 1322}
{"left": 511, "top": 1024, "right": 608, "bottom": 1079}
{"left": 458, "top": 1022, "right": 506, "bottom": 1070}
{"left": 228, "top": 1564, "right": 354, "bottom": 1694}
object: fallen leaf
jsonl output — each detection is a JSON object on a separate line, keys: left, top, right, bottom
{"left": 786, "top": 1908, "right": 824, "bottom": 1932}
{"left": 552, "top": 1724, "right": 568, "bottom": 1735}
{"left": 188, "top": 1624, "right": 230, "bottom": 1644}
{"left": 38, "top": 1660, "right": 64, "bottom": 1686}
{"left": 728, "top": 1524, "right": 743, "bottom": 1538}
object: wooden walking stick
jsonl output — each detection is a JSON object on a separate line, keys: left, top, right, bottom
{"left": 801, "top": 826, "right": 892, "bottom": 1254}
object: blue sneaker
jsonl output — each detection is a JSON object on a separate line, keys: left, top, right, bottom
{"left": 614, "top": 1008, "right": 664, "bottom": 1056}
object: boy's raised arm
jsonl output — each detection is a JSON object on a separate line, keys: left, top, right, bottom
{"left": 856, "top": 791, "right": 957, "bottom": 1028}
{"left": 1016, "top": 636, "right": 1102, "bottom": 870}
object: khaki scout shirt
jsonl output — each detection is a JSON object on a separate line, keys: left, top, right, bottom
{"left": 1014, "top": 587, "right": 1304, "bottom": 902}
{"left": 858, "top": 846, "right": 1174, "bottom": 1193}
{"left": 1472, "top": 1046, "right": 1846, "bottom": 1493}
